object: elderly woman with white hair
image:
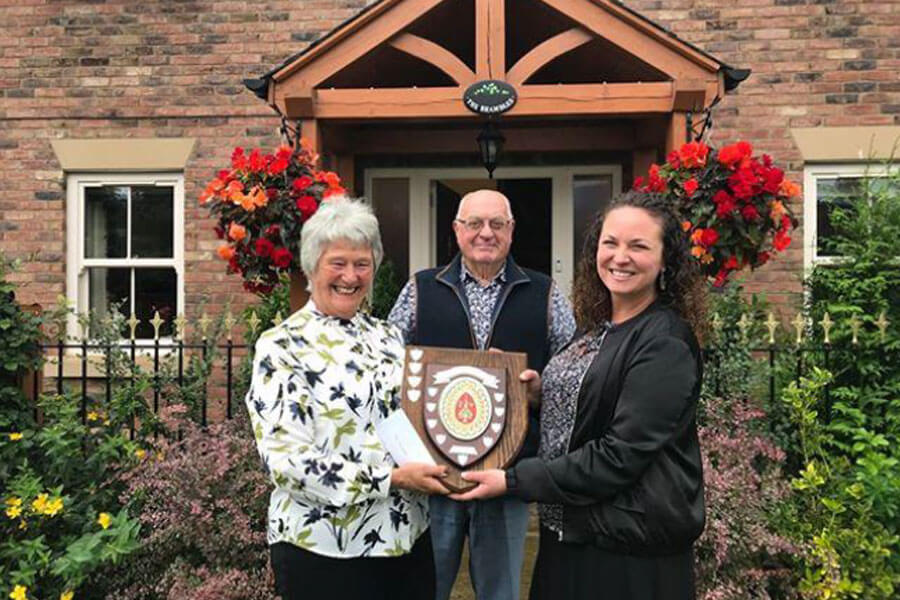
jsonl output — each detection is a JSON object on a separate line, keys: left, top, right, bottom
{"left": 245, "top": 198, "right": 448, "bottom": 600}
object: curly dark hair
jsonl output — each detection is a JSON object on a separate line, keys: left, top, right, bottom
{"left": 571, "top": 190, "right": 708, "bottom": 338}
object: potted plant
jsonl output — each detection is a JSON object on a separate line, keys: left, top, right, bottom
{"left": 200, "top": 141, "right": 345, "bottom": 310}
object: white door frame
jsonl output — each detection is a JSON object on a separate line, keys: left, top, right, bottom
{"left": 365, "top": 165, "right": 622, "bottom": 294}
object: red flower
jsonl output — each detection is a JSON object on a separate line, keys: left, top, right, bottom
{"left": 265, "top": 224, "right": 281, "bottom": 238}
{"left": 728, "top": 167, "right": 756, "bottom": 200}
{"left": 268, "top": 156, "right": 289, "bottom": 176}
{"left": 724, "top": 255, "right": 739, "bottom": 270}
{"left": 296, "top": 195, "right": 318, "bottom": 220}
{"left": 741, "top": 204, "right": 760, "bottom": 221}
{"left": 713, "top": 268, "right": 729, "bottom": 288}
{"left": 756, "top": 251, "right": 771, "bottom": 266}
{"left": 217, "top": 169, "right": 232, "bottom": 181}
{"left": 292, "top": 176, "right": 313, "bottom": 192}
{"left": 683, "top": 177, "right": 699, "bottom": 197}
{"left": 761, "top": 166, "right": 784, "bottom": 194}
{"left": 248, "top": 149, "right": 265, "bottom": 172}
{"left": 700, "top": 228, "right": 719, "bottom": 247}
{"left": 213, "top": 225, "right": 225, "bottom": 239}
{"left": 255, "top": 238, "right": 275, "bottom": 258}
{"left": 265, "top": 187, "right": 279, "bottom": 200}
{"left": 647, "top": 164, "right": 667, "bottom": 192}
{"left": 231, "top": 147, "right": 247, "bottom": 170}
{"left": 271, "top": 247, "right": 293, "bottom": 269}
{"left": 718, "top": 141, "right": 753, "bottom": 168}
{"left": 227, "top": 255, "right": 241, "bottom": 274}
{"left": 666, "top": 150, "right": 681, "bottom": 169}
{"left": 677, "top": 141, "right": 709, "bottom": 169}
{"left": 773, "top": 228, "right": 792, "bottom": 251}
{"left": 713, "top": 190, "right": 737, "bottom": 218}
{"left": 632, "top": 176, "right": 645, "bottom": 190}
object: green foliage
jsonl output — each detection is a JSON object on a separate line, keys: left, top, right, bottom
{"left": 370, "top": 259, "right": 403, "bottom": 319}
{"left": 778, "top": 369, "right": 900, "bottom": 599}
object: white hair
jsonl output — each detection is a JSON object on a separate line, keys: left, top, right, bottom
{"left": 299, "top": 196, "right": 384, "bottom": 280}
{"left": 456, "top": 189, "right": 513, "bottom": 220}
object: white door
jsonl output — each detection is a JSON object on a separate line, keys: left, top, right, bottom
{"left": 365, "top": 166, "right": 622, "bottom": 294}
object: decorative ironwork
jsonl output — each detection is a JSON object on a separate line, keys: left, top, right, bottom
{"left": 686, "top": 95, "right": 721, "bottom": 143}
{"left": 737, "top": 313, "right": 752, "bottom": 343}
{"left": 174, "top": 314, "right": 188, "bottom": 341}
{"left": 150, "top": 311, "right": 165, "bottom": 341}
{"left": 765, "top": 312, "right": 779, "bottom": 345}
{"left": 792, "top": 313, "right": 806, "bottom": 347}
{"left": 875, "top": 311, "right": 889, "bottom": 342}
{"left": 247, "top": 310, "right": 261, "bottom": 337}
{"left": 198, "top": 312, "right": 212, "bottom": 340}
{"left": 848, "top": 314, "right": 861, "bottom": 345}
{"left": 127, "top": 313, "right": 140, "bottom": 341}
{"left": 223, "top": 310, "right": 237, "bottom": 341}
{"left": 819, "top": 312, "right": 834, "bottom": 345}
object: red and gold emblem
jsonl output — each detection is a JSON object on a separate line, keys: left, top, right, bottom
{"left": 423, "top": 364, "right": 507, "bottom": 467}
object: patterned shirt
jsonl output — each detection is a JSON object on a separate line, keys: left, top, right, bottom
{"left": 537, "top": 328, "right": 607, "bottom": 535}
{"left": 245, "top": 301, "right": 428, "bottom": 558}
{"left": 387, "top": 260, "right": 576, "bottom": 353}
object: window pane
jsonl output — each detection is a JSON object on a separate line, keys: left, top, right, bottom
{"left": 131, "top": 186, "right": 174, "bottom": 258}
{"left": 85, "top": 186, "right": 127, "bottom": 258}
{"left": 88, "top": 267, "right": 130, "bottom": 336}
{"left": 134, "top": 268, "right": 177, "bottom": 339}
{"left": 816, "top": 177, "right": 861, "bottom": 256}
{"left": 573, "top": 175, "right": 613, "bottom": 266}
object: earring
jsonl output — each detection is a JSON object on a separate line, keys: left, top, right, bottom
{"left": 658, "top": 268, "right": 667, "bottom": 291}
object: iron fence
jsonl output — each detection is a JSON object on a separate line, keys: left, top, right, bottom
{"left": 26, "top": 308, "right": 895, "bottom": 427}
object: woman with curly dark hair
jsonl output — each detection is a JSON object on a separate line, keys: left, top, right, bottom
{"left": 454, "top": 191, "right": 707, "bottom": 599}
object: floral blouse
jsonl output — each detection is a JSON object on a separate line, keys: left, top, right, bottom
{"left": 245, "top": 300, "right": 428, "bottom": 558}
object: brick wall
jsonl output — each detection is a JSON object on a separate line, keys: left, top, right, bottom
{"left": 625, "top": 0, "right": 900, "bottom": 304}
{"left": 1, "top": 0, "right": 898, "bottom": 316}
{"left": 0, "top": 0, "right": 374, "bottom": 316}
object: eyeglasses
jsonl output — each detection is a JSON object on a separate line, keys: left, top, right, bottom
{"left": 454, "top": 218, "right": 514, "bottom": 232}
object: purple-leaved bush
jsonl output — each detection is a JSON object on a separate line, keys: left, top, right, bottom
{"left": 695, "top": 394, "right": 795, "bottom": 600}
{"left": 98, "top": 406, "right": 273, "bottom": 600}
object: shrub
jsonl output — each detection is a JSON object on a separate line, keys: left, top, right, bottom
{"left": 95, "top": 413, "right": 273, "bottom": 600}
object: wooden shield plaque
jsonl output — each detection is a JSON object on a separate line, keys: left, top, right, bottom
{"left": 401, "top": 346, "right": 528, "bottom": 492}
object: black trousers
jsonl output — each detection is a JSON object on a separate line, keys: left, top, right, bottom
{"left": 529, "top": 527, "right": 695, "bottom": 600}
{"left": 270, "top": 532, "right": 436, "bottom": 600}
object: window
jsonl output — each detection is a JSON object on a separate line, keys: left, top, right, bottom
{"left": 66, "top": 174, "right": 184, "bottom": 340}
{"left": 803, "top": 164, "right": 897, "bottom": 268}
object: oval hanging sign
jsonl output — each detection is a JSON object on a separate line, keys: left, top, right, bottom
{"left": 463, "top": 80, "right": 517, "bottom": 115}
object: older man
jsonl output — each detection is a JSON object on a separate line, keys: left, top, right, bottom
{"left": 388, "top": 189, "right": 575, "bottom": 600}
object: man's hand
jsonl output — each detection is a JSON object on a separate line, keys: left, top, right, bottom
{"left": 448, "top": 469, "right": 507, "bottom": 501}
{"left": 519, "top": 369, "right": 541, "bottom": 409}
{"left": 391, "top": 463, "right": 450, "bottom": 495}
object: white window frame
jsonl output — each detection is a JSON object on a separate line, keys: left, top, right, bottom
{"left": 803, "top": 163, "right": 897, "bottom": 273}
{"left": 364, "top": 165, "right": 622, "bottom": 295}
{"left": 65, "top": 172, "right": 185, "bottom": 343}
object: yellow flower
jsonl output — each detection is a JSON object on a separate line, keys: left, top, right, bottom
{"left": 4, "top": 497, "right": 22, "bottom": 508}
{"left": 86, "top": 411, "right": 100, "bottom": 422}
{"left": 31, "top": 493, "right": 49, "bottom": 514}
{"left": 17, "top": 519, "right": 27, "bottom": 531}
{"left": 44, "top": 497, "right": 63, "bottom": 517}
{"left": 5, "top": 505, "right": 22, "bottom": 519}
{"left": 9, "top": 584, "right": 27, "bottom": 600}
{"left": 134, "top": 448, "right": 147, "bottom": 460}
{"left": 8, "top": 432, "right": 23, "bottom": 441}
{"left": 60, "top": 591, "right": 74, "bottom": 600}
{"left": 97, "top": 512, "right": 112, "bottom": 530}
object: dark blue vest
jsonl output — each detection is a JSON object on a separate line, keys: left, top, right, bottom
{"left": 411, "top": 254, "right": 552, "bottom": 458}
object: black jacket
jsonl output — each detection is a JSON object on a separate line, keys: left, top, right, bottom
{"left": 507, "top": 302, "right": 704, "bottom": 556}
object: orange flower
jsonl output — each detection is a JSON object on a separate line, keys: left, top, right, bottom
{"left": 778, "top": 178, "right": 800, "bottom": 198}
{"left": 691, "top": 245, "right": 706, "bottom": 258}
{"left": 217, "top": 245, "right": 235, "bottom": 261}
{"left": 682, "top": 220, "right": 692, "bottom": 232}
{"left": 228, "top": 222, "right": 247, "bottom": 242}
{"left": 769, "top": 199, "right": 787, "bottom": 225}
{"left": 226, "top": 180, "right": 244, "bottom": 203}
{"left": 691, "top": 229, "right": 705, "bottom": 244}
{"left": 199, "top": 178, "right": 225, "bottom": 204}
{"left": 236, "top": 186, "right": 268, "bottom": 212}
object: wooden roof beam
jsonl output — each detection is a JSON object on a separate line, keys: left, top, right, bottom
{"left": 476, "top": 0, "right": 505, "bottom": 79}
{"left": 507, "top": 27, "right": 593, "bottom": 86}
{"left": 389, "top": 33, "right": 476, "bottom": 85}
{"left": 541, "top": 0, "right": 715, "bottom": 81}
{"left": 307, "top": 82, "right": 674, "bottom": 119}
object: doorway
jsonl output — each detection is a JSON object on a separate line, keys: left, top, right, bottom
{"left": 366, "top": 165, "right": 622, "bottom": 294}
